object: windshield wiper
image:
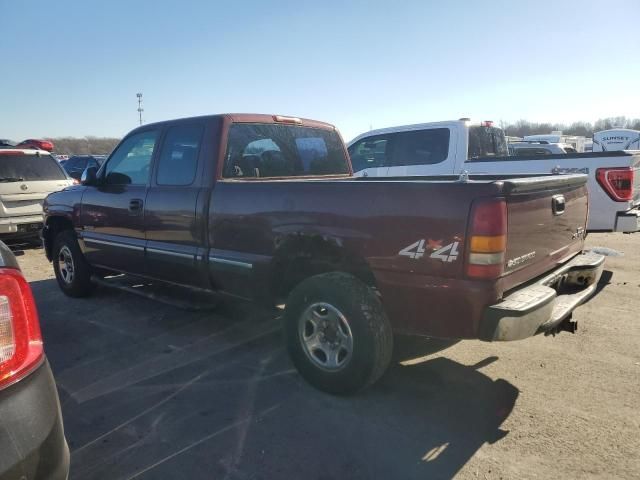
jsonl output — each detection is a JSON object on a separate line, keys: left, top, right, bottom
{"left": 0, "top": 177, "right": 25, "bottom": 182}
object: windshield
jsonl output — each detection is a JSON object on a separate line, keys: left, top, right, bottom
{"left": 468, "top": 126, "right": 508, "bottom": 158}
{"left": 224, "top": 123, "right": 350, "bottom": 178}
{"left": 0, "top": 153, "right": 68, "bottom": 181}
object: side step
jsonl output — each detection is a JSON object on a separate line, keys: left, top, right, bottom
{"left": 91, "top": 274, "right": 218, "bottom": 311}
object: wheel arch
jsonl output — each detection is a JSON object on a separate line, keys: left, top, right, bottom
{"left": 270, "top": 234, "right": 377, "bottom": 302}
{"left": 43, "top": 215, "right": 75, "bottom": 261}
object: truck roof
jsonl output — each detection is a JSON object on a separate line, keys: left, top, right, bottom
{"left": 347, "top": 119, "right": 490, "bottom": 145}
{"left": 129, "top": 113, "right": 337, "bottom": 135}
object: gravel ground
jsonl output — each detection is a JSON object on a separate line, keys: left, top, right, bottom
{"left": 13, "top": 232, "right": 640, "bottom": 479}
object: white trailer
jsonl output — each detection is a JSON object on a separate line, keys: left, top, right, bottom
{"left": 593, "top": 129, "right": 640, "bottom": 152}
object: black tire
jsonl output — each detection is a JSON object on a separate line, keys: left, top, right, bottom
{"left": 52, "top": 230, "right": 95, "bottom": 297}
{"left": 284, "top": 272, "right": 393, "bottom": 395}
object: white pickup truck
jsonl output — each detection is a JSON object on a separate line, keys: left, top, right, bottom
{"left": 348, "top": 119, "right": 640, "bottom": 232}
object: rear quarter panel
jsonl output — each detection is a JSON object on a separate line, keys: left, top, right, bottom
{"left": 207, "top": 178, "right": 502, "bottom": 336}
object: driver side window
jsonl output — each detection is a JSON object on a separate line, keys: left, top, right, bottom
{"left": 104, "top": 130, "right": 158, "bottom": 185}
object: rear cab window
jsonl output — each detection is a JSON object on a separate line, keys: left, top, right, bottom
{"left": 223, "top": 124, "right": 349, "bottom": 178}
{"left": 0, "top": 152, "right": 67, "bottom": 181}
{"left": 467, "top": 126, "right": 508, "bottom": 159}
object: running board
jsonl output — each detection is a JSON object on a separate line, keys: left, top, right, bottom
{"left": 91, "top": 274, "right": 218, "bottom": 311}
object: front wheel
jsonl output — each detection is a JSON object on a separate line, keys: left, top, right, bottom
{"left": 52, "top": 230, "right": 95, "bottom": 297}
{"left": 284, "top": 272, "right": 393, "bottom": 395}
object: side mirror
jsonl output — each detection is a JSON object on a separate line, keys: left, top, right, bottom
{"left": 81, "top": 166, "right": 98, "bottom": 185}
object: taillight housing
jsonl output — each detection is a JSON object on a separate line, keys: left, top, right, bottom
{"left": 596, "top": 167, "right": 634, "bottom": 202}
{"left": 466, "top": 197, "right": 507, "bottom": 279}
{"left": 0, "top": 268, "right": 43, "bottom": 390}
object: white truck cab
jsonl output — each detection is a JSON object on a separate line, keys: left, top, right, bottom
{"left": 593, "top": 129, "right": 640, "bottom": 152}
{"left": 348, "top": 119, "right": 640, "bottom": 232}
{"left": 349, "top": 119, "right": 507, "bottom": 177}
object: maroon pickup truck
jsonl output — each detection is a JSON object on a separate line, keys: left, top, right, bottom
{"left": 42, "top": 114, "right": 605, "bottom": 394}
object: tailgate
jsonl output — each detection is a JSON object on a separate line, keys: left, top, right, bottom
{"left": 0, "top": 180, "right": 70, "bottom": 217}
{"left": 501, "top": 175, "right": 588, "bottom": 292}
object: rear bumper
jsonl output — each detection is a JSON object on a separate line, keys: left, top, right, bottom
{"left": 479, "top": 252, "right": 605, "bottom": 341}
{"left": 0, "top": 215, "right": 44, "bottom": 238}
{"left": 0, "top": 360, "right": 69, "bottom": 480}
{"left": 614, "top": 207, "right": 640, "bottom": 233}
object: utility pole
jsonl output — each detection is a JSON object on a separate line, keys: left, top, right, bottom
{"left": 136, "top": 92, "right": 144, "bottom": 125}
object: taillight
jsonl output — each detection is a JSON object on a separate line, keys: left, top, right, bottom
{"left": 0, "top": 268, "right": 43, "bottom": 390}
{"left": 596, "top": 167, "right": 634, "bottom": 201}
{"left": 466, "top": 197, "right": 507, "bottom": 279}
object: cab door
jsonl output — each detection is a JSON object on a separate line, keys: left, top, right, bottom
{"left": 79, "top": 129, "right": 158, "bottom": 275}
{"left": 384, "top": 128, "right": 454, "bottom": 176}
{"left": 143, "top": 122, "right": 208, "bottom": 287}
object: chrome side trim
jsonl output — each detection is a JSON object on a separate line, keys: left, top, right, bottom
{"left": 147, "top": 247, "right": 194, "bottom": 259}
{"left": 83, "top": 237, "right": 144, "bottom": 251}
{"left": 208, "top": 256, "right": 253, "bottom": 270}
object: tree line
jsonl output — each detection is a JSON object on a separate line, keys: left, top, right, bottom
{"left": 45, "top": 116, "right": 640, "bottom": 155}
{"left": 500, "top": 116, "right": 640, "bottom": 138}
{"left": 47, "top": 136, "right": 120, "bottom": 155}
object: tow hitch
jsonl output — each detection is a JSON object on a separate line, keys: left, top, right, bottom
{"left": 545, "top": 315, "right": 578, "bottom": 336}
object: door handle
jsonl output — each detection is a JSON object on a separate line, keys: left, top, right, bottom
{"left": 129, "top": 198, "right": 143, "bottom": 213}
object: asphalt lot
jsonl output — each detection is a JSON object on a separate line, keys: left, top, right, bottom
{"left": 13, "top": 232, "right": 640, "bottom": 480}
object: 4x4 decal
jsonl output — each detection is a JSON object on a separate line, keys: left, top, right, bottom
{"left": 398, "top": 239, "right": 460, "bottom": 262}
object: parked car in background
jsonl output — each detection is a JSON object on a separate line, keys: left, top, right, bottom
{"left": 0, "top": 241, "right": 69, "bottom": 479}
{"left": 54, "top": 154, "right": 69, "bottom": 163}
{"left": 0, "top": 139, "right": 16, "bottom": 148}
{"left": 523, "top": 133, "right": 586, "bottom": 152}
{"left": 0, "top": 149, "right": 74, "bottom": 242}
{"left": 43, "top": 113, "right": 604, "bottom": 394}
{"left": 348, "top": 119, "right": 640, "bottom": 232}
{"left": 592, "top": 129, "right": 640, "bottom": 152}
{"left": 62, "top": 155, "right": 106, "bottom": 180}
{"left": 14, "top": 139, "right": 55, "bottom": 152}
{"left": 509, "top": 141, "right": 577, "bottom": 155}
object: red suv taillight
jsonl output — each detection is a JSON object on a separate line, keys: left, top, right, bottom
{"left": 0, "top": 268, "right": 43, "bottom": 390}
{"left": 466, "top": 197, "right": 507, "bottom": 279}
{"left": 596, "top": 167, "right": 634, "bottom": 202}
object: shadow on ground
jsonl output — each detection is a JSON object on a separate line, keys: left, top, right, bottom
{"left": 31, "top": 278, "right": 518, "bottom": 480}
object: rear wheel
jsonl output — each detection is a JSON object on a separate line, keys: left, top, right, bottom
{"left": 52, "top": 230, "right": 95, "bottom": 297}
{"left": 284, "top": 272, "right": 393, "bottom": 395}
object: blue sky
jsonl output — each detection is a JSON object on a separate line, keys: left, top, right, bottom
{"left": 1, "top": 0, "right": 638, "bottom": 142}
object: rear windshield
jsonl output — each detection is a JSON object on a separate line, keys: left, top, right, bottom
{"left": 0, "top": 153, "right": 67, "bottom": 181}
{"left": 223, "top": 124, "right": 349, "bottom": 178}
{"left": 468, "top": 126, "right": 508, "bottom": 159}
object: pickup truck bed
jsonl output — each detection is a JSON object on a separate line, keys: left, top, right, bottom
{"left": 42, "top": 113, "right": 605, "bottom": 394}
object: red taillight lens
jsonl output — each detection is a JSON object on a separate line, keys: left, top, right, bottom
{"left": 0, "top": 268, "right": 43, "bottom": 390}
{"left": 467, "top": 198, "right": 507, "bottom": 279}
{"left": 596, "top": 167, "right": 634, "bottom": 202}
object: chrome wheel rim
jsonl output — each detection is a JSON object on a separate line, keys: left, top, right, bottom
{"left": 299, "top": 302, "right": 353, "bottom": 371}
{"left": 58, "top": 246, "right": 74, "bottom": 284}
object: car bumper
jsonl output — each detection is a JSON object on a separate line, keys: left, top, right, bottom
{"left": 0, "top": 215, "right": 44, "bottom": 239}
{"left": 479, "top": 252, "right": 605, "bottom": 341}
{"left": 614, "top": 207, "right": 640, "bottom": 233}
{"left": 0, "top": 359, "right": 69, "bottom": 480}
